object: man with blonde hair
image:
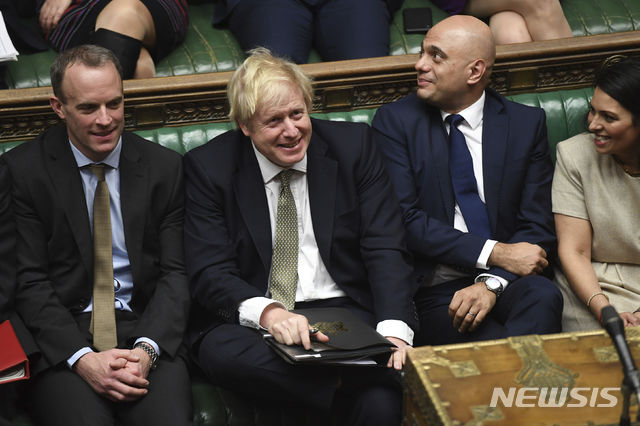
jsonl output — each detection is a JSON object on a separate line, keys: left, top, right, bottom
{"left": 373, "top": 16, "right": 562, "bottom": 346}
{"left": 184, "top": 48, "right": 417, "bottom": 425}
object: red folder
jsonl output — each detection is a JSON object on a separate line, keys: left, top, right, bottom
{"left": 0, "top": 319, "right": 29, "bottom": 384}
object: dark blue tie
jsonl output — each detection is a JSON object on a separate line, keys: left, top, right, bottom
{"left": 447, "top": 114, "right": 491, "bottom": 239}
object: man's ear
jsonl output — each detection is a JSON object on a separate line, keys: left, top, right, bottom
{"left": 50, "top": 96, "right": 66, "bottom": 120}
{"left": 467, "top": 59, "right": 487, "bottom": 85}
{"left": 238, "top": 120, "right": 251, "bottom": 137}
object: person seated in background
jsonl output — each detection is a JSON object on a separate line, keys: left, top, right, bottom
{"left": 184, "top": 47, "right": 417, "bottom": 425}
{"left": 372, "top": 15, "right": 562, "bottom": 346}
{"left": 0, "top": 44, "right": 191, "bottom": 425}
{"left": 553, "top": 58, "right": 640, "bottom": 331}
{"left": 432, "top": 0, "right": 572, "bottom": 44}
{"left": 36, "top": 0, "right": 189, "bottom": 78}
{"left": 212, "top": 0, "right": 404, "bottom": 64}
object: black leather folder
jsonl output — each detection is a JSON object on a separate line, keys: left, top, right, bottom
{"left": 263, "top": 307, "right": 394, "bottom": 366}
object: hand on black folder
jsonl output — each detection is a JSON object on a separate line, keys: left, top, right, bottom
{"left": 263, "top": 308, "right": 394, "bottom": 366}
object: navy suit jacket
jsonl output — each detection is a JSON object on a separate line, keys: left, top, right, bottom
{"left": 372, "top": 90, "right": 556, "bottom": 284}
{"left": 0, "top": 124, "right": 190, "bottom": 370}
{"left": 184, "top": 118, "right": 417, "bottom": 344}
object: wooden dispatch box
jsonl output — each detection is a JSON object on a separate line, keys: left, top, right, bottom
{"left": 404, "top": 328, "right": 640, "bottom": 425}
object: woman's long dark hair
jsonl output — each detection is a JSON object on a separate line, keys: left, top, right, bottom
{"left": 595, "top": 57, "right": 640, "bottom": 126}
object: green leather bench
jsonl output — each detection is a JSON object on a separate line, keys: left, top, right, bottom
{"left": 4, "top": 86, "right": 593, "bottom": 425}
{"left": 3, "top": 0, "right": 638, "bottom": 89}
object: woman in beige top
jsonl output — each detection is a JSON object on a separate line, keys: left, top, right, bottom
{"left": 553, "top": 58, "right": 640, "bottom": 331}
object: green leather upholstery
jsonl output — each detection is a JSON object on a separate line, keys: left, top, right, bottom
{"left": 3, "top": 0, "right": 637, "bottom": 88}
{"left": 506, "top": 87, "right": 593, "bottom": 161}
{"left": 135, "top": 89, "right": 592, "bottom": 160}
{"left": 1, "top": 87, "right": 595, "bottom": 425}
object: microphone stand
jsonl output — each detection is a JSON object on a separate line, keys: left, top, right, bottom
{"left": 601, "top": 306, "right": 640, "bottom": 425}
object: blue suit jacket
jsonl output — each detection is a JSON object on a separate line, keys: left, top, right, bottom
{"left": 184, "top": 118, "right": 417, "bottom": 344}
{"left": 372, "top": 90, "right": 556, "bottom": 284}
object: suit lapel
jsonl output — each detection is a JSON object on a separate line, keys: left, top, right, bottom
{"left": 481, "top": 92, "right": 508, "bottom": 233}
{"left": 44, "top": 127, "right": 93, "bottom": 276}
{"left": 119, "top": 134, "right": 147, "bottom": 284}
{"left": 233, "top": 139, "right": 273, "bottom": 275}
{"left": 306, "top": 133, "right": 337, "bottom": 268}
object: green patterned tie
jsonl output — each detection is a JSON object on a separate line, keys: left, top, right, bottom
{"left": 88, "top": 164, "right": 117, "bottom": 351}
{"left": 269, "top": 169, "right": 298, "bottom": 310}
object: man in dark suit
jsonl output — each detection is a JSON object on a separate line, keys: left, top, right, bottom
{"left": 185, "top": 48, "right": 416, "bottom": 425}
{"left": 372, "top": 15, "right": 563, "bottom": 346}
{"left": 212, "top": 0, "right": 403, "bottom": 64}
{"left": 0, "top": 45, "right": 191, "bottom": 425}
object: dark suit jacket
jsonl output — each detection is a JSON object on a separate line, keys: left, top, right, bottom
{"left": 0, "top": 162, "right": 39, "bottom": 359}
{"left": 0, "top": 124, "right": 190, "bottom": 370}
{"left": 184, "top": 118, "right": 417, "bottom": 344}
{"left": 213, "top": 0, "right": 404, "bottom": 25}
{"left": 372, "top": 90, "right": 556, "bottom": 284}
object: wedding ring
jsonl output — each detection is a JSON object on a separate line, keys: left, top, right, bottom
{"left": 467, "top": 312, "right": 477, "bottom": 317}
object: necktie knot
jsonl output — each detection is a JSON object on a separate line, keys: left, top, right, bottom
{"left": 447, "top": 114, "right": 464, "bottom": 129}
{"left": 89, "top": 163, "right": 106, "bottom": 181}
{"left": 279, "top": 169, "right": 293, "bottom": 188}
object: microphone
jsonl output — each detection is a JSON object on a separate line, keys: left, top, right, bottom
{"left": 601, "top": 305, "right": 640, "bottom": 402}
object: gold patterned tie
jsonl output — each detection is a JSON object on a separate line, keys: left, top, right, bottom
{"left": 269, "top": 169, "right": 298, "bottom": 310}
{"left": 88, "top": 164, "right": 117, "bottom": 351}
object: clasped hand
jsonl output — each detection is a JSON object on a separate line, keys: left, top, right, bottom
{"left": 489, "top": 242, "right": 548, "bottom": 276}
{"left": 74, "top": 348, "right": 152, "bottom": 402}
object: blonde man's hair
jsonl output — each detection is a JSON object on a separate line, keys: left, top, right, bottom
{"left": 227, "top": 47, "right": 314, "bottom": 127}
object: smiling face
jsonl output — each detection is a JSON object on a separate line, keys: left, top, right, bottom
{"left": 588, "top": 86, "right": 640, "bottom": 166}
{"left": 239, "top": 83, "right": 312, "bottom": 168}
{"left": 50, "top": 62, "right": 124, "bottom": 162}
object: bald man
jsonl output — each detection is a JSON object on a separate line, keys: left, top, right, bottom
{"left": 372, "top": 16, "right": 562, "bottom": 346}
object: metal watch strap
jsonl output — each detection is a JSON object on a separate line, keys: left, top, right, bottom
{"left": 134, "top": 342, "right": 158, "bottom": 369}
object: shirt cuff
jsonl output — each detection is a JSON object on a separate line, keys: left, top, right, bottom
{"left": 134, "top": 337, "right": 161, "bottom": 356}
{"left": 476, "top": 239, "right": 498, "bottom": 269}
{"left": 475, "top": 273, "right": 510, "bottom": 290}
{"left": 67, "top": 347, "right": 93, "bottom": 368}
{"left": 376, "top": 320, "right": 414, "bottom": 346}
{"left": 238, "top": 297, "right": 286, "bottom": 329}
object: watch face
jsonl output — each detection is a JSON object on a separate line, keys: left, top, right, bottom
{"left": 485, "top": 278, "right": 501, "bottom": 290}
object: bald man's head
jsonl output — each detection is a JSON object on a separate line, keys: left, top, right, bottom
{"left": 414, "top": 15, "right": 496, "bottom": 112}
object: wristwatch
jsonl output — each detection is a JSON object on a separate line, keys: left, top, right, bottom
{"left": 134, "top": 342, "right": 158, "bottom": 370}
{"left": 477, "top": 275, "right": 504, "bottom": 297}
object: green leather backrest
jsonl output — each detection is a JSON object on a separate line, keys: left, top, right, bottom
{"left": 133, "top": 88, "right": 592, "bottom": 162}
{"left": 506, "top": 87, "right": 593, "bottom": 161}
{"left": 0, "top": 88, "right": 591, "bottom": 159}
{"left": 4, "top": 0, "right": 637, "bottom": 88}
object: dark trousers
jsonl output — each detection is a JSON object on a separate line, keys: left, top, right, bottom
{"left": 195, "top": 297, "right": 402, "bottom": 426}
{"left": 415, "top": 275, "right": 563, "bottom": 346}
{"left": 29, "top": 312, "right": 193, "bottom": 426}
{"left": 227, "top": 0, "right": 392, "bottom": 63}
